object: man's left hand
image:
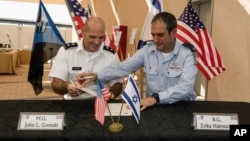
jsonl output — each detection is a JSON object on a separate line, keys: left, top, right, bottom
{"left": 140, "top": 97, "right": 157, "bottom": 111}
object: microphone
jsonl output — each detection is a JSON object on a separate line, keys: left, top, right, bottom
{"left": 6, "top": 34, "right": 13, "bottom": 48}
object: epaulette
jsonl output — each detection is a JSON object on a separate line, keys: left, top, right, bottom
{"left": 143, "top": 40, "right": 154, "bottom": 46}
{"left": 103, "top": 45, "right": 115, "bottom": 54}
{"left": 137, "top": 40, "right": 153, "bottom": 50}
{"left": 182, "top": 43, "right": 196, "bottom": 52}
{"left": 64, "top": 42, "right": 78, "bottom": 50}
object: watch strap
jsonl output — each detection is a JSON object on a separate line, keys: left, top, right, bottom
{"left": 152, "top": 93, "right": 160, "bottom": 103}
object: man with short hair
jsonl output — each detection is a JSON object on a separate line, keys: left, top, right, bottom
{"left": 76, "top": 12, "right": 198, "bottom": 110}
{"left": 49, "top": 17, "right": 123, "bottom": 100}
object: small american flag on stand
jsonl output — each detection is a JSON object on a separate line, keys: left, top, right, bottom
{"left": 65, "top": 0, "right": 91, "bottom": 39}
{"left": 176, "top": 0, "right": 226, "bottom": 80}
{"left": 95, "top": 79, "right": 112, "bottom": 125}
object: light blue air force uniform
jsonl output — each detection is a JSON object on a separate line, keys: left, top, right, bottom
{"left": 98, "top": 39, "right": 198, "bottom": 104}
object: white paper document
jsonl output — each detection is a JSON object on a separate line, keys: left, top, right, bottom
{"left": 79, "top": 87, "right": 97, "bottom": 96}
{"left": 105, "top": 103, "right": 132, "bottom": 116}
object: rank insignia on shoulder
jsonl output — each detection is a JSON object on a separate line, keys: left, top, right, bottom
{"left": 182, "top": 43, "right": 196, "bottom": 52}
{"left": 64, "top": 42, "right": 78, "bottom": 50}
{"left": 103, "top": 45, "right": 115, "bottom": 54}
{"left": 143, "top": 40, "right": 154, "bottom": 46}
{"left": 137, "top": 40, "right": 153, "bottom": 50}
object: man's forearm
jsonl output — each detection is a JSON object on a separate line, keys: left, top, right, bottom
{"left": 51, "top": 78, "right": 69, "bottom": 95}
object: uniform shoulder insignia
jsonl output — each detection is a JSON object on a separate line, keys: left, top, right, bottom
{"left": 138, "top": 40, "right": 154, "bottom": 50}
{"left": 103, "top": 45, "right": 115, "bottom": 54}
{"left": 182, "top": 43, "right": 196, "bottom": 52}
{"left": 143, "top": 40, "right": 154, "bottom": 46}
{"left": 64, "top": 42, "right": 78, "bottom": 50}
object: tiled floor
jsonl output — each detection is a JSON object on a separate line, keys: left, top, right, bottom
{"left": 0, "top": 64, "right": 63, "bottom": 100}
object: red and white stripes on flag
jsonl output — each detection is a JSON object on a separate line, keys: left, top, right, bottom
{"left": 65, "top": 0, "right": 91, "bottom": 39}
{"left": 95, "top": 79, "right": 112, "bottom": 125}
{"left": 65, "top": 0, "right": 117, "bottom": 52}
{"left": 176, "top": 0, "right": 226, "bottom": 80}
{"left": 94, "top": 96, "right": 106, "bottom": 125}
{"left": 104, "top": 33, "right": 116, "bottom": 51}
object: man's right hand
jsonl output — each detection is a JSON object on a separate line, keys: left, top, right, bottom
{"left": 67, "top": 83, "right": 81, "bottom": 97}
{"left": 75, "top": 72, "right": 97, "bottom": 88}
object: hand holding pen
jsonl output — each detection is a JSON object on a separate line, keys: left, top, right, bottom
{"left": 75, "top": 73, "right": 96, "bottom": 87}
{"left": 70, "top": 80, "right": 81, "bottom": 96}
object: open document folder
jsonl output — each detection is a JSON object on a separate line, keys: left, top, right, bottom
{"left": 65, "top": 86, "right": 132, "bottom": 116}
{"left": 64, "top": 86, "right": 97, "bottom": 100}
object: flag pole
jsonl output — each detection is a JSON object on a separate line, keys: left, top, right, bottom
{"left": 108, "top": 96, "right": 124, "bottom": 134}
{"left": 108, "top": 104, "right": 124, "bottom": 133}
{"left": 117, "top": 100, "right": 124, "bottom": 123}
{"left": 205, "top": 0, "right": 215, "bottom": 101}
{"left": 117, "top": 45, "right": 125, "bottom": 61}
{"left": 129, "top": 40, "right": 144, "bottom": 98}
{"left": 106, "top": 103, "right": 115, "bottom": 123}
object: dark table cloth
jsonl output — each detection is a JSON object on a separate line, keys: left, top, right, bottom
{"left": 0, "top": 100, "right": 250, "bottom": 141}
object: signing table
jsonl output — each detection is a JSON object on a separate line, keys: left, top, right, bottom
{"left": 0, "top": 49, "right": 20, "bottom": 74}
{"left": 0, "top": 100, "right": 250, "bottom": 141}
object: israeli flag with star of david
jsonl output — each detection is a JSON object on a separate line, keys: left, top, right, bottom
{"left": 122, "top": 74, "right": 141, "bottom": 124}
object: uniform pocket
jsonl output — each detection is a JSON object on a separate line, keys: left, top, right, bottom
{"left": 166, "top": 69, "right": 182, "bottom": 78}
{"left": 144, "top": 66, "right": 158, "bottom": 81}
{"left": 69, "top": 68, "right": 81, "bottom": 80}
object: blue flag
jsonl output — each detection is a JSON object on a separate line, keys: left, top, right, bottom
{"left": 137, "top": 0, "right": 163, "bottom": 50}
{"left": 28, "top": 0, "right": 65, "bottom": 95}
{"left": 122, "top": 75, "right": 141, "bottom": 124}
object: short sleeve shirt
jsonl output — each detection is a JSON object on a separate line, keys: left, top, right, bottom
{"left": 48, "top": 39, "right": 121, "bottom": 90}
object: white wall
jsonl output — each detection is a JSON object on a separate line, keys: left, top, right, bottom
{"left": 0, "top": 1, "right": 72, "bottom": 25}
{"left": 0, "top": 1, "right": 75, "bottom": 50}
{"left": 0, "top": 23, "right": 72, "bottom": 50}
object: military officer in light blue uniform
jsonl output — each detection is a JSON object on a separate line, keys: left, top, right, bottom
{"left": 76, "top": 12, "right": 197, "bottom": 110}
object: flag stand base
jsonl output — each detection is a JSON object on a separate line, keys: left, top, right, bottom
{"left": 109, "top": 123, "right": 123, "bottom": 133}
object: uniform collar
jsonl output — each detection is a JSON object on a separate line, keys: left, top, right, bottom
{"left": 76, "top": 38, "right": 105, "bottom": 55}
{"left": 172, "top": 39, "right": 182, "bottom": 55}
{"left": 149, "top": 39, "right": 182, "bottom": 55}
{"left": 149, "top": 39, "right": 182, "bottom": 60}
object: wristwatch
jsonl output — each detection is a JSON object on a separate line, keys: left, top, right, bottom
{"left": 152, "top": 93, "right": 160, "bottom": 104}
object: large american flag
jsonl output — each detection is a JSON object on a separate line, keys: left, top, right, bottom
{"left": 65, "top": 0, "right": 91, "bottom": 39}
{"left": 176, "top": 0, "right": 226, "bottom": 80}
{"left": 65, "top": 0, "right": 117, "bottom": 51}
{"left": 95, "top": 79, "right": 111, "bottom": 125}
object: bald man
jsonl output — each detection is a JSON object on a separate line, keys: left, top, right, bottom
{"left": 48, "top": 17, "right": 123, "bottom": 100}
